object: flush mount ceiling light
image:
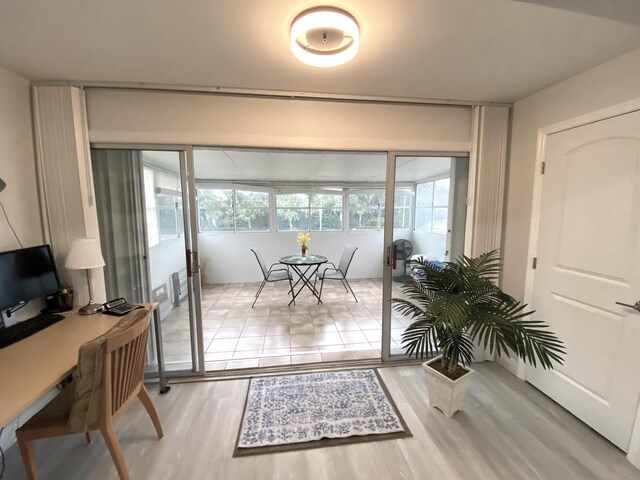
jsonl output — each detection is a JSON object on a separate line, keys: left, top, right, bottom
{"left": 290, "top": 6, "right": 359, "bottom": 68}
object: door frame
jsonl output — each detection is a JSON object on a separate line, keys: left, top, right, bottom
{"left": 520, "top": 98, "right": 640, "bottom": 467}
{"left": 91, "top": 143, "right": 205, "bottom": 377}
{"left": 382, "top": 151, "right": 471, "bottom": 362}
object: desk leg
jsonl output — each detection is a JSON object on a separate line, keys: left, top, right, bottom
{"left": 153, "top": 309, "right": 171, "bottom": 394}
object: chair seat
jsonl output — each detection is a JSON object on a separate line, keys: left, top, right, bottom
{"left": 267, "top": 270, "right": 291, "bottom": 281}
{"left": 317, "top": 269, "right": 344, "bottom": 280}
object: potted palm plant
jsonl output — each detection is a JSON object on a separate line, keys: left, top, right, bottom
{"left": 391, "top": 250, "right": 565, "bottom": 417}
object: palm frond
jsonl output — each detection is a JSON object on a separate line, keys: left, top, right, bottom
{"left": 401, "top": 318, "right": 439, "bottom": 359}
{"left": 391, "top": 249, "right": 565, "bottom": 372}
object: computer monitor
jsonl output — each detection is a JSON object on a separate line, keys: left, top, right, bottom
{"left": 0, "top": 245, "right": 62, "bottom": 312}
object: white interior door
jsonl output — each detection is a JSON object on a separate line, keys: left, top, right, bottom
{"left": 526, "top": 110, "right": 640, "bottom": 451}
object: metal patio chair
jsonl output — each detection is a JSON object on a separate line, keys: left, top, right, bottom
{"left": 314, "top": 244, "right": 358, "bottom": 304}
{"left": 250, "top": 246, "right": 295, "bottom": 307}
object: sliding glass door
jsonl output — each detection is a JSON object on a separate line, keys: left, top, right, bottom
{"left": 382, "top": 154, "right": 469, "bottom": 360}
{"left": 91, "top": 148, "right": 202, "bottom": 375}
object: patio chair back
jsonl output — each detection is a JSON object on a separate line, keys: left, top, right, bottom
{"left": 338, "top": 244, "right": 358, "bottom": 276}
{"left": 250, "top": 247, "right": 269, "bottom": 279}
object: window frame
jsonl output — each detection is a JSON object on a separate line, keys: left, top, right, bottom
{"left": 414, "top": 175, "right": 450, "bottom": 234}
{"left": 143, "top": 165, "right": 184, "bottom": 247}
{"left": 197, "top": 185, "right": 272, "bottom": 233}
{"left": 346, "top": 189, "right": 386, "bottom": 231}
{"left": 275, "top": 190, "right": 345, "bottom": 232}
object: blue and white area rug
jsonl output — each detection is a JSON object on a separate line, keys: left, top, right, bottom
{"left": 234, "top": 369, "right": 411, "bottom": 456}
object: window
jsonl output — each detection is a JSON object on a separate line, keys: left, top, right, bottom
{"left": 235, "top": 190, "right": 270, "bottom": 231}
{"left": 198, "top": 188, "right": 270, "bottom": 232}
{"left": 157, "top": 194, "right": 182, "bottom": 239}
{"left": 393, "top": 190, "right": 413, "bottom": 229}
{"left": 311, "top": 193, "right": 343, "bottom": 231}
{"left": 143, "top": 168, "right": 160, "bottom": 247}
{"left": 415, "top": 178, "right": 450, "bottom": 234}
{"left": 348, "top": 192, "right": 384, "bottom": 230}
{"left": 144, "top": 167, "right": 183, "bottom": 245}
{"left": 277, "top": 192, "right": 343, "bottom": 231}
{"left": 276, "top": 193, "right": 309, "bottom": 231}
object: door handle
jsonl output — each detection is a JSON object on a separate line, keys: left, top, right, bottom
{"left": 615, "top": 301, "right": 640, "bottom": 312}
{"left": 392, "top": 244, "right": 397, "bottom": 269}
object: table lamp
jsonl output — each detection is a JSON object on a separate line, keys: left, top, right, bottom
{"left": 65, "top": 238, "right": 106, "bottom": 315}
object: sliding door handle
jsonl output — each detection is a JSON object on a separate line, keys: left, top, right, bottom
{"left": 392, "top": 244, "right": 397, "bottom": 269}
{"left": 615, "top": 301, "right": 640, "bottom": 312}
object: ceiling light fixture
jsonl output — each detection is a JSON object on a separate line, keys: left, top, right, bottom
{"left": 290, "top": 6, "right": 359, "bottom": 68}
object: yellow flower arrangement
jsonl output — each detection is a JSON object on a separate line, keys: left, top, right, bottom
{"left": 296, "top": 232, "right": 311, "bottom": 247}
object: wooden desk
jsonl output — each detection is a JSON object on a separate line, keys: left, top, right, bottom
{"left": 0, "top": 303, "right": 167, "bottom": 427}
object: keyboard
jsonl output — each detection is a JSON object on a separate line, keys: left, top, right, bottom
{"left": 0, "top": 313, "right": 65, "bottom": 349}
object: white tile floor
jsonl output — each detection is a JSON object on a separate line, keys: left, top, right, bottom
{"left": 160, "top": 278, "right": 412, "bottom": 371}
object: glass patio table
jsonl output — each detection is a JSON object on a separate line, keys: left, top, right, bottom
{"left": 280, "top": 254, "right": 328, "bottom": 305}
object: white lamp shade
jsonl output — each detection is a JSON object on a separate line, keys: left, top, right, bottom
{"left": 65, "top": 238, "right": 106, "bottom": 270}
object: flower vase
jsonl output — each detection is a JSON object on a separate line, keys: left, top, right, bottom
{"left": 301, "top": 245, "right": 307, "bottom": 258}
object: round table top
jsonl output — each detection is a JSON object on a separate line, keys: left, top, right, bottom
{"left": 280, "top": 254, "right": 328, "bottom": 265}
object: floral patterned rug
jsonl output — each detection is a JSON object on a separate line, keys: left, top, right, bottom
{"left": 234, "top": 369, "right": 411, "bottom": 456}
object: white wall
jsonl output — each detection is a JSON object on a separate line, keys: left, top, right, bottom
{"left": 0, "top": 66, "right": 44, "bottom": 322}
{"left": 85, "top": 89, "right": 472, "bottom": 152}
{"left": 503, "top": 46, "right": 640, "bottom": 301}
{"left": 199, "top": 230, "right": 386, "bottom": 284}
{"left": 0, "top": 66, "right": 53, "bottom": 453}
{"left": 411, "top": 231, "right": 446, "bottom": 261}
{"left": 0, "top": 67, "right": 41, "bottom": 250}
{"left": 503, "top": 47, "right": 640, "bottom": 469}
{"left": 198, "top": 227, "right": 453, "bottom": 284}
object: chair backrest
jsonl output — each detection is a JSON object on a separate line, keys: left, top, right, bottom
{"left": 68, "top": 308, "right": 151, "bottom": 432}
{"left": 250, "top": 246, "right": 269, "bottom": 279}
{"left": 102, "top": 309, "right": 152, "bottom": 421}
{"left": 338, "top": 244, "right": 358, "bottom": 275}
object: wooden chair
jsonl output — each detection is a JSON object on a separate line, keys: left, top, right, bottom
{"left": 16, "top": 308, "right": 163, "bottom": 480}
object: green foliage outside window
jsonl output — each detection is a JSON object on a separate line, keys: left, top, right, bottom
{"left": 348, "top": 192, "right": 384, "bottom": 230}
{"left": 198, "top": 188, "right": 270, "bottom": 232}
{"left": 277, "top": 193, "right": 343, "bottom": 231}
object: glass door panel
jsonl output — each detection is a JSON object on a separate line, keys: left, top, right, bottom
{"left": 91, "top": 148, "right": 200, "bottom": 374}
{"left": 383, "top": 155, "right": 469, "bottom": 359}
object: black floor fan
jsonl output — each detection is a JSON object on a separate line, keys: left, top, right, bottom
{"left": 392, "top": 239, "right": 413, "bottom": 283}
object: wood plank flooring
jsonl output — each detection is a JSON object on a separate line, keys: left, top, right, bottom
{"left": 3, "top": 363, "right": 638, "bottom": 480}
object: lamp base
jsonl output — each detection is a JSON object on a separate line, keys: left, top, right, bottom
{"left": 78, "top": 301, "right": 103, "bottom": 316}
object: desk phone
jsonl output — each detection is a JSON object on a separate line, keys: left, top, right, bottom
{"left": 103, "top": 298, "right": 143, "bottom": 316}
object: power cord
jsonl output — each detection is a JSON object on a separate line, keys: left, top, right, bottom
{"left": 0, "top": 200, "right": 23, "bottom": 249}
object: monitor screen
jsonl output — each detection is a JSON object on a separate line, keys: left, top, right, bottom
{"left": 0, "top": 245, "right": 62, "bottom": 311}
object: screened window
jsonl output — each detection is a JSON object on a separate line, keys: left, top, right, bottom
{"left": 415, "top": 178, "right": 450, "bottom": 234}
{"left": 235, "top": 190, "right": 270, "bottom": 231}
{"left": 393, "top": 190, "right": 413, "bottom": 229}
{"left": 198, "top": 188, "right": 269, "bottom": 232}
{"left": 157, "top": 194, "right": 182, "bottom": 239}
{"left": 198, "top": 189, "right": 234, "bottom": 231}
{"left": 348, "top": 192, "right": 384, "bottom": 230}
{"left": 311, "top": 193, "right": 343, "bottom": 231}
{"left": 143, "top": 167, "right": 184, "bottom": 244}
{"left": 277, "top": 192, "right": 343, "bottom": 231}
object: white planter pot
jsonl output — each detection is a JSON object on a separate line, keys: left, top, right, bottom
{"left": 422, "top": 356, "right": 474, "bottom": 418}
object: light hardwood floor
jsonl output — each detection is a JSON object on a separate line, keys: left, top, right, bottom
{"left": 4, "top": 363, "right": 637, "bottom": 479}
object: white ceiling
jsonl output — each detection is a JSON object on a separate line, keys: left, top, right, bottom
{"left": 142, "top": 149, "right": 452, "bottom": 183}
{"left": 1, "top": 1, "right": 640, "bottom": 103}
